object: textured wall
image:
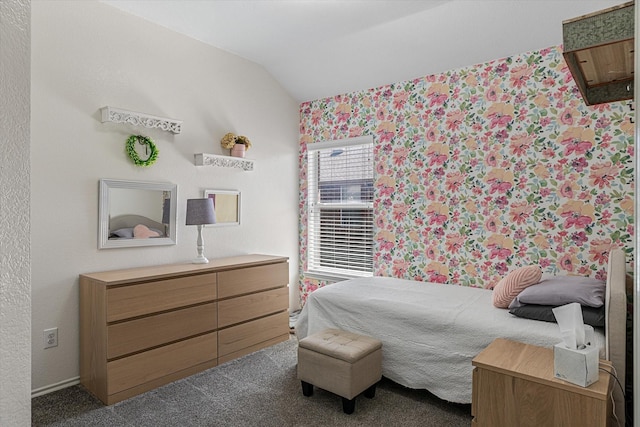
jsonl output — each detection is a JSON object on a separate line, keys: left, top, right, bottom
{"left": 31, "top": 1, "right": 299, "bottom": 391}
{"left": 298, "top": 46, "right": 634, "bottom": 305}
{"left": 0, "top": 0, "right": 31, "bottom": 424}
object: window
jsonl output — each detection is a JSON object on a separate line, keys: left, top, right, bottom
{"left": 307, "top": 136, "right": 374, "bottom": 278}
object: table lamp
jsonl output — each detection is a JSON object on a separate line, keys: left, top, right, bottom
{"left": 185, "top": 198, "right": 216, "bottom": 264}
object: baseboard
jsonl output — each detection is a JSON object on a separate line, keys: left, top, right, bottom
{"left": 31, "top": 376, "right": 80, "bottom": 398}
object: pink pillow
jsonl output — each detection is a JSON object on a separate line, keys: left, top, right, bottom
{"left": 133, "top": 224, "right": 160, "bottom": 239}
{"left": 492, "top": 265, "right": 542, "bottom": 308}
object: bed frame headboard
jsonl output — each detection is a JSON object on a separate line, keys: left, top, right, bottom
{"left": 109, "top": 214, "right": 165, "bottom": 235}
{"left": 605, "top": 248, "right": 626, "bottom": 426}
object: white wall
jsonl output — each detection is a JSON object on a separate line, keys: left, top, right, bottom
{"left": 31, "top": 0, "right": 300, "bottom": 392}
{"left": 1, "top": 0, "right": 31, "bottom": 424}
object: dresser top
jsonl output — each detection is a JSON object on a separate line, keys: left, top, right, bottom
{"left": 80, "top": 254, "right": 288, "bottom": 285}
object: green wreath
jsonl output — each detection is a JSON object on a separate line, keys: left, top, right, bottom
{"left": 126, "top": 135, "right": 159, "bottom": 167}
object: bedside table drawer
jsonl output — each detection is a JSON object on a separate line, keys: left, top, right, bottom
{"left": 472, "top": 338, "right": 611, "bottom": 427}
{"left": 107, "top": 303, "right": 217, "bottom": 359}
{"left": 106, "top": 272, "right": 217, "bottom": 322}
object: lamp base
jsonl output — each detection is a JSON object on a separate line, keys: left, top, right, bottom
{"left": 192, "top": 256, "right": 209, "bottom": 264}
{"left": 192, "top": 225, "right": 209, "bottom": 264}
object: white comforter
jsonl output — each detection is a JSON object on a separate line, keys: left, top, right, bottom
{"left": 295, "top": 276, "right": 605, "bottom": 404}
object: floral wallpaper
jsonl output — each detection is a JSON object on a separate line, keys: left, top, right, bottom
{"left": 298, "top": 45, "right": 634, "bottom": 307}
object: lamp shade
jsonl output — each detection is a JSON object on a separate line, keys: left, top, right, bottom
{"left": 185, "top": 198, "right": 216, "bottom": 226}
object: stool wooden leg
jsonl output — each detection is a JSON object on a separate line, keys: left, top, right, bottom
{"left": 342, "top": 397, "right": 356, "bottom": 414}
{"left": 363, "top": 383, "right": 377, "bottom": 398}
{"left": 301, "top": 381, "right": 314, "bottom": 397}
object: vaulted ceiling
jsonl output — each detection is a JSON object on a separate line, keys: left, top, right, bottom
{"left": 101, "top": 1, "right": 626, "bottom": 103}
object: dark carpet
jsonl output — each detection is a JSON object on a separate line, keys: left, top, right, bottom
{"left": 32, "top": 336, "right": 472, "bottom": 426}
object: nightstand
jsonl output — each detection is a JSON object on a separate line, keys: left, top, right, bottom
{"left": 472, "top": 338, "right": 613, "bottom": 427}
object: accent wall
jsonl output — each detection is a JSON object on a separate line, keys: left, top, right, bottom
{"left": 298, "top": 45, "right": 634, "bottom": 305}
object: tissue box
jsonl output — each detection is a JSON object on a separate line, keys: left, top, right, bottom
{"left": 553, "top": 343, "right": 599, "bottom": 387}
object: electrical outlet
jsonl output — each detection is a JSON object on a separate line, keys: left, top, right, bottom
{"left": 44, "top": 328, "right": 58, "bottom": 349}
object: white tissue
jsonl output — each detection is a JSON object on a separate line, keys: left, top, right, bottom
{"left": 552, "top": 303, "right": 586, "bottom": 350}
{"left": 583, "top": 324, "right": 594, "bottom": 346}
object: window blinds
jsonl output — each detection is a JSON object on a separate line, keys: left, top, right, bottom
{"left": 307, "top": 136, "right": 374, "bottom": 277}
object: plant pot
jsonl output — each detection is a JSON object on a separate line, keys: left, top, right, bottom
{"left": 230, "top": 143, "right": 246, "bottom": 158}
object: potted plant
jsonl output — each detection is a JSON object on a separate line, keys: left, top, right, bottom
{"left": 221, "top": 132, "right": 252, "bottom": 158}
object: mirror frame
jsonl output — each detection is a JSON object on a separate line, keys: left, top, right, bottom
{"left": 99, "top": 179, "right": 177, "bottom": 249}
{"left": 203, "top": 189, "right": 241, "bottom": 227}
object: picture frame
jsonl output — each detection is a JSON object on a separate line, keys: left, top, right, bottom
{"left": 203, "top": 189, "right": 241, "bottom": 227}
{"left": 98, "top": 179, "right": 177, "bottom": 249}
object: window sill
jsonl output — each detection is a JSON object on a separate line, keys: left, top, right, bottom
{"left": 304, "top": 270, "right": 372, "bottom": 283}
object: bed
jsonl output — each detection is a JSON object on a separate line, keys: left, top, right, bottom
{"left": 108, "top": 214, "right": 166, "bottom": 239}
{"left": 296, "top": 249, "right": 626, "bottom": 422}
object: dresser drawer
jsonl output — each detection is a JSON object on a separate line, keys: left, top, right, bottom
{"left": 107, "top": 303, "right": 217, "bottom": 359}
{"left": 218, "top": 287, "right": 288, "bottom": 328}
{"left": 106, "top": 273, "right": 217, "bottom": 322}
{"left": 107, "top": 332, "right": 217, "bottom": 395}
{"left": 218, "top": 311, "right": 289, "bottom": 358}
{"left": 217, "top": 262, "right": 288, "bottom": 298}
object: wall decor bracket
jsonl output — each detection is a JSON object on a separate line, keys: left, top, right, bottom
{"left": 194, "top": 153, "right": 254, "bottom": 171}
{"left": 100, "top": 106, "right": 183, "bottom": 134}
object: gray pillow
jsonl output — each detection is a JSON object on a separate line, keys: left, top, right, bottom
{"left": 110, "top": 227, "right": 134, "bottom": 238}
{"left": 509, "top": 304, "right": 605, "bottom": 327}
{"left": 508, "top": 275, "right": 605, "bottom": 309}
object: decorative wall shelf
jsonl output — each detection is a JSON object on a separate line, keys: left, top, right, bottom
{"left": 194, "top": 153, "right": 254, "bottom": 171}
{"left": 100, "top": 106, "right": 183, "bottom": 134}
{"left": 562, "top": 1, "right": 634, "bottom": 105}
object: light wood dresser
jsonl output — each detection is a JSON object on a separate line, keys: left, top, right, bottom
{"left": 80, "top": 254, "right": 289, "bottom": 405}
{"left": 472, "top": 338, "right": 613, "bottom": 427}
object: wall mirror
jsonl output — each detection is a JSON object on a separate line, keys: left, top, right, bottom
{"left": 99, "top": 179, "right": 177, "bottom": 249}
{"left": 204, "top": 189, "right": 241, "bottom": 227}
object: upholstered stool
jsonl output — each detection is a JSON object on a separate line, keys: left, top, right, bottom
{"left": 297, "top": 328, "right": 382, "bottom": 414}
